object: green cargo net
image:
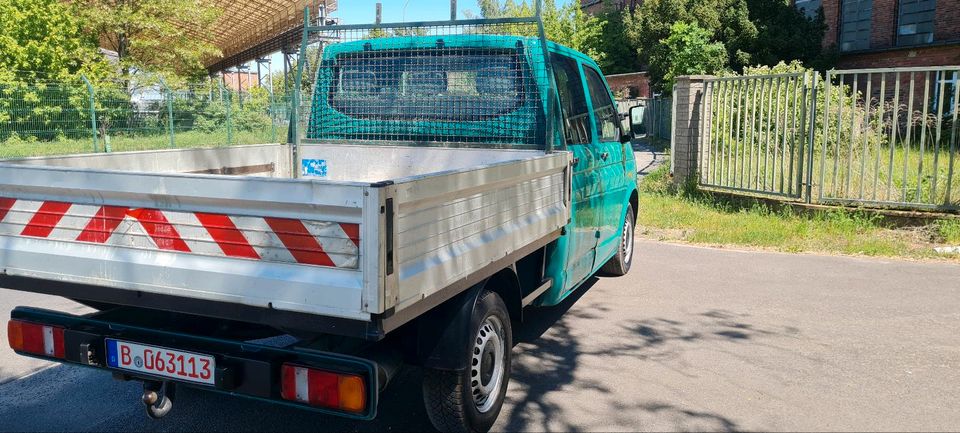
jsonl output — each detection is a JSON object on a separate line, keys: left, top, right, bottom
{"left": 297, "top": 19, "right": 553, "bottom": 149}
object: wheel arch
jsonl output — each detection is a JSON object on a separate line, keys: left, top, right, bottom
{"left": 407, "top": 267, "right": 521, "bottom": 371}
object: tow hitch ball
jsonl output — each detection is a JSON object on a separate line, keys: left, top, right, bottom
{"left": 141, "top": 381, "right": 176, "bottom": 419}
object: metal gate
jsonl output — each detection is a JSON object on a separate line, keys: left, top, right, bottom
{"left": 818, "top": 67, "right": 960, "bottom": 211}
{"left": 696, "top": 66, "right": 960, "bottom": 212}
{"left": 699, "top": 72, "right": 818, "bottom": 199}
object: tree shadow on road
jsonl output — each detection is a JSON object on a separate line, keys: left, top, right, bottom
{"left": 501, "top": 278, "right": 805, "bottom": 432}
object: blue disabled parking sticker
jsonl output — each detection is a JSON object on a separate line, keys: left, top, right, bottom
{"left": 301, "top": 159, "right": 328, "bottom": 178}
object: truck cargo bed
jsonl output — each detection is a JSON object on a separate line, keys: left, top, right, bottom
{"left": 0, "top": 144, "right": 570, "bottom": 339}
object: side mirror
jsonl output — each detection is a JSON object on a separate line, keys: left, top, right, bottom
{"left": 628, "top": 105, "right": 646, "bottom": 136}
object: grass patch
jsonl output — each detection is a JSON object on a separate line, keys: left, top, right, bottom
{"left": 937, "top": 219, "right": 960, "bottom": 245}
{"left": 0, "top": 128, "right": 278, "bottom": 159}
{"left": 638, "top": 162, "right": 960, "bottom": 261}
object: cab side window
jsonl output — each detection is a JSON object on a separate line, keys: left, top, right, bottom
{"left": 551, "top": 54, "right": 590, "bottom": 145}
{"left": 583, "top": 66, "right": 620, "bottom": 142}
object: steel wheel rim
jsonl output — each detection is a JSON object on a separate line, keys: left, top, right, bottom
{"left": 470, "top": 315, "right": 505, "bottom": 413}
{"left": 622, "top": 216, "right": 634, "bottom": 263}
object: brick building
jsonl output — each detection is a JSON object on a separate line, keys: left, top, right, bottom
{"left": 581, "top": 0, "right": 641, "bottom": 15}
{"left": 796, "top": 0, "right": 960, "bottom": 68}
{"left": 221, "top": 71, "right": 261, "bottom": 92}
{"left": 605, "top": 72, "right": 651, "bottom": 98}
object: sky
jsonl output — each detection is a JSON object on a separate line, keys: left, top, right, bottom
{"left": 334, "top": 0, "right": 484, "bottom": 23}
{"left": 253, "top": 0, "right": 488, "bottom": 82}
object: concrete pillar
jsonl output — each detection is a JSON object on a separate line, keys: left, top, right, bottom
{"left": 670, "top": 75, "right": 713, "bottom": 187}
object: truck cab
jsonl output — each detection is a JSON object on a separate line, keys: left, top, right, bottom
{"left": 543, "top": 44, "right": 638, "bottom": 305}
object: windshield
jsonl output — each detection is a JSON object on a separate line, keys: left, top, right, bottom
{"left": 329, "top": 51, "right": 526, "bottom": 121}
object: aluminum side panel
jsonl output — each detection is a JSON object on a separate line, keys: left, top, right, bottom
{"left": 391, "top": 153, "right": 570, "bottom": 310}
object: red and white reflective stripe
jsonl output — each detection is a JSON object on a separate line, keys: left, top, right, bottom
{"left": 0, "top": 197, "right": 359, "bottom": 269}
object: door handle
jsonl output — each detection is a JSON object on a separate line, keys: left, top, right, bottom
{"left": 600, "top": 152, "right": 609, "bottom": 161}
{"left": 571, "top": 157, "right": 580, "bottom": 166}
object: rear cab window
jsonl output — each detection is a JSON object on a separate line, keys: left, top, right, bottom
{"left": 331, "top": 52, "right": 525, "bottom": 121}
{"left": 307, "top": 37, "right": 547, "bottom": 148}
{"left": 550, "top": 53, "right": 590, "bottom": 145}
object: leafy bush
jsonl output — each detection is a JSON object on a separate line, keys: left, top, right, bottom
{"left": 656, "top": 22, "right": 728, "bottom": 91}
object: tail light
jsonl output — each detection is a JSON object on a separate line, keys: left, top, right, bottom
{"left": 7, "top": 320, "right": 65, "bottom": 359}
{"left": 280, "top": 363, "right": 366, "bottom": 413}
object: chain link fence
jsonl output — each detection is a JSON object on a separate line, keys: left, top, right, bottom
{"left": 0, "top": 74, "right": 289, "bottom": 158}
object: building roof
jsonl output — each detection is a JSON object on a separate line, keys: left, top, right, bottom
{"left": 204, "top": 0, "right": 337, "bottom": 71}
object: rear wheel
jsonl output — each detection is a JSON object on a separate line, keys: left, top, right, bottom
{"left": 600, "top": 204, "right": 635, "bottom": 277}
{"left": 423, "top": 290, "right": 512, "bottom": 433}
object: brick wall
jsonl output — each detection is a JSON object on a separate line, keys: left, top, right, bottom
{"left": 870, "top": 0, "right": 897, "bottom": 49}
{"left": 222, "top": 72, "right": 260, "bottom": 92}
{"left": 817, "top": 0, "right": 959, "bottom": 67}
{"left": 837, "top": 44, "right": 960, "bottom": 68}
{"left": 605, "top": 72, "right": 651, "bottom": 98}
{"left": 934, "top": 0, "right": 960, "bottom": 42}
{"left": 581, "top": 0, "right": 641, "bottom": 15}
{"left": 822, "top": 0, "right": 840, "bottom": 47}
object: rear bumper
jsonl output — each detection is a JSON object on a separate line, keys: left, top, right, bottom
{"left": 0, "top": 274, "right": 386, "bottom": 340}
{"left": 8, "top": 306, "right": 381, "bottom": 421}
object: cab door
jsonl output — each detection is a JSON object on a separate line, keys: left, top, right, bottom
{"left": 551, "top": 53, "right": 602, "bottom": 289}
{"left": 582, "top": 64, "right": 628, "bottom": 265}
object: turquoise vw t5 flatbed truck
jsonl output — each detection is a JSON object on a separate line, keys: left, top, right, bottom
{"left": 1, "top": 9, "right": 637, "bottom": 433}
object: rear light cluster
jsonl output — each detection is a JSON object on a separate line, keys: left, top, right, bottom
{"left": 280, "top": 363, "right": 366, "bottom": 413}
{"left": 7, "top": 320, "right": 65, "bottom": 359}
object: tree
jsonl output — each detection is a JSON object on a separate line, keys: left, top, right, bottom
{"left": 652, "top": 21, "right": 727, "bottom": 92}
{"left": 742, "top": 0, "right": 828, "bottom": 70}
{"left": 72, "top": 0, "right": 222, "bottom": 80}
{"left": 623, "top": 0, "right": 827, "bottom": 91}
{"left": 474, "top": 0, "right": 606, "bottom": 63}
{"left": 594, "top": 4, "right": 641, "bottom": 74}
{"left": 0, "top": 0, "right": 105, "bottom": 80}
{"left": 625, "top": 0, "right": 755, "bottom": 74}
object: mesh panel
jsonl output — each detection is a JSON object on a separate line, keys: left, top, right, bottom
{"left": 297, "top": 21, "right": 551, "bottom": 149}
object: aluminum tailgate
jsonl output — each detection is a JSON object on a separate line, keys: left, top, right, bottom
{"left": 0, "top": 163, "right": 383, "bottom": 321}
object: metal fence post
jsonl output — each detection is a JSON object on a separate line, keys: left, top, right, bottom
{"left": 80, "top": 75, "right": 98, "bottom": 153}
{"left": 804, "top": 73, "right": 818, "bottom": 203}
{"left": 159, "top": 78, "right": 175, "bottom": 148}
{"left": 290, "top": 6, "right": 311, "bottom": 178}
{"left": 269, "top": 85, "right": 277, "bottom": 143}
{"left": 219, "top": 80, "right": 233, "bottom": 145}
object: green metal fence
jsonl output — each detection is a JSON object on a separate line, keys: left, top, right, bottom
{"left": 819, "top": 67, "right": 960, "bottom": 210}
{"left": 700, "top": 72, "right": 816, "bottom": 199}
{"left": 0, "top": 74, "right": 288, "bottom": 159}
{"left": 696, "top": 66, "right": 960, "bottom": 212}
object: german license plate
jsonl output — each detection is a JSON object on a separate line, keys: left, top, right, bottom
{"left": 106, "top": 339, "right": 216, "bottom": 386}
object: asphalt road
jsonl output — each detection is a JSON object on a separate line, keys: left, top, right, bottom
{"left": 1, "top": 241, "right": 958, "bottom": 432}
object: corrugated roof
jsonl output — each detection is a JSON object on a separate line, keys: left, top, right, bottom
{"left": 204, "top": 0, "right": 337, "bottom": 69}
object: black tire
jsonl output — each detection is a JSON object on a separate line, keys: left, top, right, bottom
{"left": 422, "top": 290, "right": 512, "bottom": 433}
{"left": 599, "top": 204, "right": 635, "bottom": 277}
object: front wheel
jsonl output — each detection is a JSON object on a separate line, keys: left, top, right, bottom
{"left": 422, "top": 290, "right": 512, "bottom": 433}
{"left": 599, "top": 204, "right": 635, "bottom": 277}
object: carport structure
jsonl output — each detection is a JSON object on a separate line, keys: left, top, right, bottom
{"left": 201, "top": 0, "right": 338, "bottom": 77}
